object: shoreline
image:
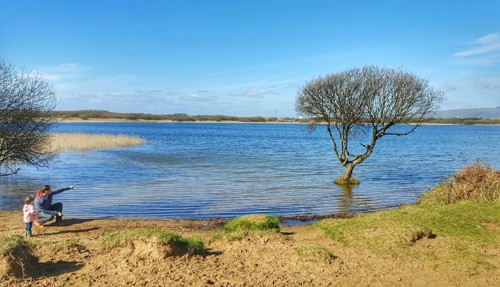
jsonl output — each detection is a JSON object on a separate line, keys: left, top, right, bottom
{"left": 1, "top": 203, "right": 498, "bottom": 286}
{"left": 58, "top": 117, "right": 500, "bottom": 126}
{"left": 58, "top": 117, "right": 302, "bottom": 124}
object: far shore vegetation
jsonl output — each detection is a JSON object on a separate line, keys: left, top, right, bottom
{"left": 49, "top": 133, "right": 145, "bottom": 152}
{"left": 56, "top": 110, "right": 500, "bottom": 125}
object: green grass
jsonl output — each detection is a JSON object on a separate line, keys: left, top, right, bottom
{"left": 215, "top": 214, "right": 280, "bottom": 241}
{"left": 316, "top": 201, "right": 499, "bottom": 251}
{"left": 0, "top": 233, "right": 33, "bottom": 256}
{"left": 101, "top": 228, "right": 205, "bottom": 255}
{"left": 315, "top": 165, "right": 500, "bottom": 267}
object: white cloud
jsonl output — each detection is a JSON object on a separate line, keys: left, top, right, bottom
{"left": 439, "top": 83, "right": 458, "bottom": 92}
{"left": 179, "top": 93, "right": 217, "bottom": 103}
{"left": 52, "top": 63, "right": 90, "bottom": 73}
{"left": 453, "top": 33, "right": 500, "bottom": 57}
{"left": 41, "top": 63, "right": 91, "bottom": 82}
{"left": 233, "top": 89, "right": 276, "bottom": 98}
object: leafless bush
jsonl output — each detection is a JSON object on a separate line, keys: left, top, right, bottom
{"left": 0, "top": 60, "right": 57, "bottom": 176}
{"left": 445, "top": 163, "right": 500, "bottom": 203}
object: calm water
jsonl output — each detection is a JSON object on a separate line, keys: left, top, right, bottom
{"left": 1, "top": 123, "right": 499, "bottom": 220}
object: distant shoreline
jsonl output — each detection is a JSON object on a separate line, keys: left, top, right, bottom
{"left": 57, "top": 117, "right": 301, "bottom": 124}
{"left": 58, "top": 117, "right": 500, "bottom": 126}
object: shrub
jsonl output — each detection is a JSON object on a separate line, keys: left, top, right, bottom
{"left": 420, "top": 163, "right": 500, "bottom": 205}
{"left": 0, "top": 234, "right": 38, "bottom": 278}
{"left": 0, "top": 234, "right": 32, "bottom": 257}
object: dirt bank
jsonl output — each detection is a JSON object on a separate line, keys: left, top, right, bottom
{"left": 0, "top": 210, "right": 498, "bottom": 287}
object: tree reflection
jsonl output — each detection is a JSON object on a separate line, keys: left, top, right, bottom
{"left": 337, "top": 184, "right": 354, "bottom": 213}
{"left": 335, "top": 184, "right": 373, "bottom": 213}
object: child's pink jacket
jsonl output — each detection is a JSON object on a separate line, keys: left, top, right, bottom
{"left": 23, "top": 204, "right": 38, "bottom": 223}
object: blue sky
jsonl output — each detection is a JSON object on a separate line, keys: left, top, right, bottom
{"left": 1, "top": 1, "right": 499, "bottom": 117}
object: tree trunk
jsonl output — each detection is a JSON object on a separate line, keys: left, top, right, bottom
{"left": 334, "top": 162, "right": 360, "bottom": 185}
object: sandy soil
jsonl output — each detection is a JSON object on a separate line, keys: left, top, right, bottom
{"left": 0, "top": 210, "right": 498, "bottom": 287}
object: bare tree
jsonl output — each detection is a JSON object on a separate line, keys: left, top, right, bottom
{"left": 296, "top": 66, "right": 444, "bottom": 185}
{"left": 0, "top": 60, "right": 58, "bottom": 176}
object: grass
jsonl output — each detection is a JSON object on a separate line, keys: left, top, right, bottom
{"left": 0, "top": 234, "right": 33, "bottom": 257}
{"left": 101, "top": 228, "right": 205, "bottom": 255}
{"left": 314, "top": 163, "right": 500, "bottom": 267}
{"left": 214, "top": 214, "right": 280, "bottom": 241}
{"left": 0, "top": 234, "right": 37, "bottom": 278}
{"left": 49, "top": 133, "right": 145, "bottom": 152}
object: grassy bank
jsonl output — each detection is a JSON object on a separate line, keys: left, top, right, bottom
{"left": 314, "top": 163, "right": 499, "bottom": 274}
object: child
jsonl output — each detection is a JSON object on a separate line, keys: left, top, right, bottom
{"left": 23, "top": 195, "right": 43, "bottom": 237}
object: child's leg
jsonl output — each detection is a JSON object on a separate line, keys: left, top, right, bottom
{"left": 25, "top": 222, "right": 33, "bottom": 237}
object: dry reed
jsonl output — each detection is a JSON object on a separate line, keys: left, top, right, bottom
{"left": 49, "top": 133, "right": 145, "bottom": 152}
{"left": 444, "top": 162, "right": 500, "bottom": 202}
{"left": 419, "top": 162, "right": 500, "bottom": 204}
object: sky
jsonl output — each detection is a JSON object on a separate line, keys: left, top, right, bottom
{"left": 1, "top": 0, "right": 499, "bottom": 117}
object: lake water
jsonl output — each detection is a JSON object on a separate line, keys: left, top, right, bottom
{"left": 1, "top": 123, "right": 499, "bottom": 220}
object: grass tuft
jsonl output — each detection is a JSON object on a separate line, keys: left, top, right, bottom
{"left": 215, "top": 214, "right": 280, "bottom": 241}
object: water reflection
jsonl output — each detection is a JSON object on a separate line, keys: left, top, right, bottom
{"left": 334, "top": 184, "right": 375, "bottom": 214}
{"left": 337, "top": 184, "right": 354, "bottom": 213}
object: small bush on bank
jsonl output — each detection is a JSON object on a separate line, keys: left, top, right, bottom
{"left": 0, "top": 233, "right": 38, "bottom": 278}
{"left": 419, "top": 163, "right": 500, "bottom": 205}
{"left": 101, "top": 229, "right": 205, "bottom": 256}
{"left": 215, "top": 214, "right": 280, "bottom": 241}
{"left": 0, "top": 234, "right": 32, "bottom": 257}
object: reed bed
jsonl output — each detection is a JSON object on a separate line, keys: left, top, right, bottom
{"left": 49, "top": 133, "right": 145, "bottom": 152}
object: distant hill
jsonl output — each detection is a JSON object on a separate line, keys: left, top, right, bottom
{"left": 433, "top": 108, "right": 500, "bottom": 119}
